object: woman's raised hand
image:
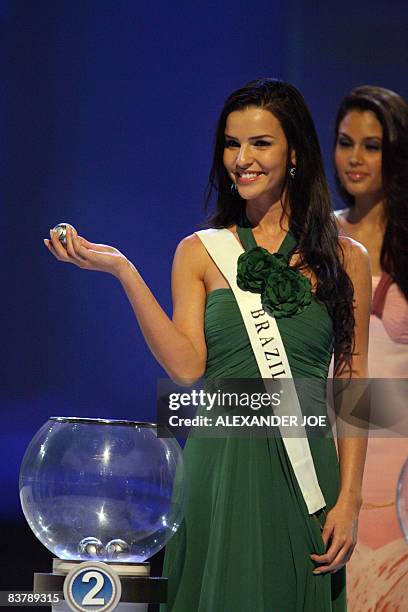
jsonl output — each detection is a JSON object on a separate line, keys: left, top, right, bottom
{"left": 43, "top": 227, "right": 207, "bottom": 383}
{"left": 44, "top": 225, "right": 129, "bottom": 277}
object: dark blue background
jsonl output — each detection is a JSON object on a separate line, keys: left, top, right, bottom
{"left": 1, "top": 0, "right": 407, "bottom": 584}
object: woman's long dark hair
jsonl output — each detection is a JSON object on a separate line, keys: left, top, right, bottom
{"left": 205, "top": 77, "right": 355, "bottom": 376}
{"left": 334, "top": 85, "right": 408, "bottom": 300}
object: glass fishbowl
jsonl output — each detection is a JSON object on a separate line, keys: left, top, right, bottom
{"left": 20, "top": 417, "right": 186, "bottom": 563}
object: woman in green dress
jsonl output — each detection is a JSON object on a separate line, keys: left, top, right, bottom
{"left": 45, "top": 78, "right": 371, "bottom": 611}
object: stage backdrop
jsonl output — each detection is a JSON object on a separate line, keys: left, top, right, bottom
{"left": 1, "top": 0, "right": 407, "bottom": 604}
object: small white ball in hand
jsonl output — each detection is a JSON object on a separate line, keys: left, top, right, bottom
{"left": 52, "top": 223, "right": 76, "bottom": 248}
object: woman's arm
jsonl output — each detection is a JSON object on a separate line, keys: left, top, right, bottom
{"left": 310, "top": 237, "right": 371, "bottom": 575}
{"left": 334, "top": 237, "right": 371, "bottom": 508}
{"left": 45, "top": 226, "right": 208, "bottom": 384}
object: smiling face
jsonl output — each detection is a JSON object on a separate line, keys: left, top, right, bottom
{"left": 335, "top": 109, "right": 383, "bottom": 202}
{"left": 223, "top": 106, "right": 295, "bottom": 206}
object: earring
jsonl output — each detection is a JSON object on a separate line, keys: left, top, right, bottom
{"left": 230, "top": 182, "right": 238, "bottom": 192}
{"left": 289, "top": 166, "right": 296, "bottom": 179}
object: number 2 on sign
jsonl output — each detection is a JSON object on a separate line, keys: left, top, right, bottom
{"left": 81, "top": 571, "right": 105, "bottom": 605}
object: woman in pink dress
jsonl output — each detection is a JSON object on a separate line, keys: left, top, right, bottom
{"left": 334, "top": 85, "right": 408, "bottom": 610}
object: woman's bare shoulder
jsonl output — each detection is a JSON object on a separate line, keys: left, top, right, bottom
{"left": 173, "top": 233, "right": 209, "bottom": 269}
{"left": 338, "top": 235, "right": 371, "bottom": 276}
{"left": 176, "top": 232, "right": 203, "bottom": 250}
{"left": 334, "top": 208, "right": 350, "bottom": 233}
{"left": 176, "top": 226, "right": 235, "bottom": 254}
{"left": 338, "top": 234, "right": 367, "bottom": 255}
{"left": 173, "top": 229, "right": 231, "bottom": 277}
{"left": 334, "top": 208, "right": 349, "bottom": 218}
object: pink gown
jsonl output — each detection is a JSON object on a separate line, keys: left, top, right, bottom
{"left": 346, "top": 274, "right": 408, "bottom": 611}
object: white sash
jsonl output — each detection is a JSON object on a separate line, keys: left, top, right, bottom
{"left": 196, "top": 228, "right": 326, "bottom": 514}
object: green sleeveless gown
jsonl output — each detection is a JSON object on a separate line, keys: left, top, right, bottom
{"left": 161, "top": 228, "right": 347, "bottom": 611}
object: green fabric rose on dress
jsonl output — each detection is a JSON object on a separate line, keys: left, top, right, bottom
{"left": 262, "top": 268, "right": 312, "bottom": 318}
{"left": 237, "top": 247, "right": 287, "bottom": 293}
{"left": 236, "top": 246, "right": 312, "bottom": 318}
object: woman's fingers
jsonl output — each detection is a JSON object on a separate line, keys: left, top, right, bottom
{"left": 78, "top": 236, "right": 117, "bottom": 253}
{"left": 44, "top": 238, "right": 61, "bottom": 260}
{"left": 44, "top": 227, "right": 125, "bottom": 275}
{"left": 65, "top": 225, "right": 88, "bottom": 263}
{"left": 46, "top": 229, "right": 89, "bottom": 268}
{"left": 48, "top": 229, "right": 71, "bottom": 261}
{"left": 313, "top": 542, "right": 354, "bottom": 574}
{"left": 312, "top": 541, "right": 353, "bottom": 574}
{"left": 65, "top": 225, "right": 79, "bottom": 260}
{"left": 310, "top": 531, "right": 334, "bottom": 565}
